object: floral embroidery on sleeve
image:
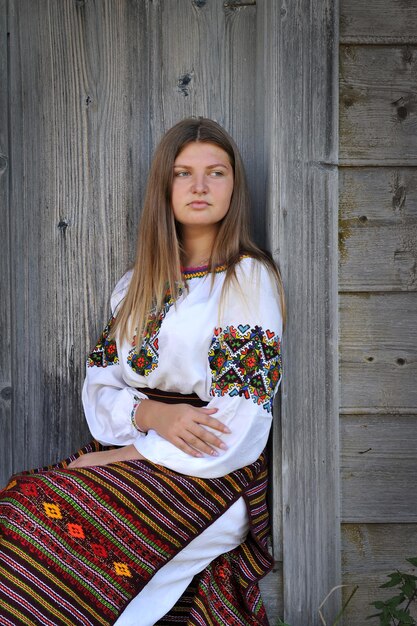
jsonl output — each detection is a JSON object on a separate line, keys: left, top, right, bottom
{"left": 208, "top": 324, "right": 282, "bottom": 413}
{"left": 127, "top": 285, "right": 182, "bottom": 377}
{"left": 87, "top": 317, "right": 119, "bottom": 367}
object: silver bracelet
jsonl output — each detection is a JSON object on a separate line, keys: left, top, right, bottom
{"left": 131, "top": 395, "right": 146, "bottom": 433}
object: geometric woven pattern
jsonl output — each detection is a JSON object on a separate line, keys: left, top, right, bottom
{"left": 208, "top": 324, "right": 282, "bottom": 413}
{"left": 0, "top": 441, "right": 272, "bottom": 625}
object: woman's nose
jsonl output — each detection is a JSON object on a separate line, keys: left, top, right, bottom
{"left": 191, "top": 175, "right": 208, "bottom": 194}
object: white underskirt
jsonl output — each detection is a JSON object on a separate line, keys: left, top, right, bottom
{"left": 114, "top": 497, "right": 248, "bottom": 626}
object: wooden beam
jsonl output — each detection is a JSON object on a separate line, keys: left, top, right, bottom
{"left": 0, "top": 0, "right": 12, "bottom": 486}
{"left": 258, "top": 1, "right": 341, "bottom": 624}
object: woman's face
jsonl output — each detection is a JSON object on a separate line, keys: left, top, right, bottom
{"left": 171, "top": 142, "right": 234, "bottom": 232}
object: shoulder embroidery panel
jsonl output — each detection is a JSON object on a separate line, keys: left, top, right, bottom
{"left": 208, "top": 324, "right": 282, "bottom": 413}
{"left": 87, "top": 317, "right": 119, "bottom": 367}
{"left": 127, "top": 285, "right": 181, "bottom": 377}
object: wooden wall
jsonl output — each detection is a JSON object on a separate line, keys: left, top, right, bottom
{"left": 0, "top": 0, "right": 287, "bottom": 620}
{"left": 339, "top": 1, "right": 417, "bottom": 623}
{"left": 0, "top": 0, "right": 343, "bottom": 623}
{"left": 1, "top": 0, "right": 264, "bottom": 475}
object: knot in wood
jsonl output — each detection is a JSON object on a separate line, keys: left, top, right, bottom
{"left": 397, "top": 106, "right": 408, "bottom": 120}
{"left": 177, "top": 73, "right": 193, "bottom": 97}
{"left": 392, "top": 185, "right": 406, "bottom": 211}
{"left": 1, "top": 386, "right": 12, "bottom": 401}
{"left": 58, "top": 220, "right": 69, "bottom": 233}
{"left": 0, "top": 154, "right": 8, "bottom": 174}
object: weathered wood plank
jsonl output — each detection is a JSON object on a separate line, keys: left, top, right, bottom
{"left": 7, "top": 0, "right": 149, "bottom": 477}
{"left": 0, "top": 0, "right": 12, "bottom": 486}
{"left": 341, "top": 524, "right": 417, "bottom": 625}
{"left": 259, "top": 566, "right": 284, "bottom": 624}
{"left": 339, "top": 224, "right": 417, "bottom": 292}
{"left": 148, "top": 1, "right": 262, "bottom": 242}
{"left": 341, "top": 415, "right": 417, "bottom": 522}
{"left": 340, "top": 45, "right": 417, "bottom": 163}
{"left": 259, "top": 1, "right": 341, "bottom": 624}
{"left": 255, "top": 6, "right": 283, "bottom": 566}
{"left": 339, "top": 167, "right": 417, "bottom": 292}
{"left": 340, "top": 0, "right": 417, "bottom": 43}
{"left": 340, "top": 293, "right": 417, "bottom": 411}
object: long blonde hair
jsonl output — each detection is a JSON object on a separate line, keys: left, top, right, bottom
{"left": 113, "top": 117, "right": 285, "bottom": 344}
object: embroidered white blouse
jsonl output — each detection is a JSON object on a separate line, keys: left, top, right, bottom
{"left": 82, "top": 256, "right": 283, "bottom": 479}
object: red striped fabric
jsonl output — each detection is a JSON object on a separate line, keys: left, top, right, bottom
{"left": 0, "top": 441, "right": 273, "bottom": 625}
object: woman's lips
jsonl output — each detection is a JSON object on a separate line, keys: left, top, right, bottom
{"left": 189, "top": 201, "right": 210, "bottom": 208}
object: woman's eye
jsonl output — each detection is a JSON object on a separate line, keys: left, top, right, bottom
{"left": 174, "top": 170, "right": 190, "bottom": 177}
{"left": 210, "top": 170, "right": 224, "bottom": 177}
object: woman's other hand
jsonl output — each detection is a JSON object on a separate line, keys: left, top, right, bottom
{"left": 135, "top": 400, "right": 231, "bottom": 458}
{"left": 68, "top": 445, "right": 145, "bottom": 468}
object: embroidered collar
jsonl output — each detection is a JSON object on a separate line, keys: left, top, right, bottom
{"left": 182, "top": 255, "right": 251, "bottom": 280}
{"left": 182, "top": 263, "right": 227, "bottom": 280}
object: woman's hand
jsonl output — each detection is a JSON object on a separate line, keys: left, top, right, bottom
{"left": 135, "top": 400, "right": 231, "bottom": 458}
{"left": 68, "top": 445, "right": 145, "bottom": 468}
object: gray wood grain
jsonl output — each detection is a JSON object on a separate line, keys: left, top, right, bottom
{"left": 340, "top": 293, "right": 417, "bottom": 411}
{"left": 259, "top": 1, "right": 341, "bottom": 624}
{"left": 147, "top": 1, "right": 262, "bottom": 243}
{"left": 341, "top": 524, "right": 417, "bottom": 625}
{"left": 6, "top": 0, "right": 150, "bottom": 476}
{"left": 341, "top": 415, "right": 417, "bottom": 522}
{"left": 341, "top": 0, "right": 417, "bottom": 44}
{"left": 0, "top": 0, "right": 12, "bottom": 485}
{"left": 339, "top": 167, "right": 417, "bottom": 291}
{"left": 259, "top": 566, "right": 284, "bottom": 624}
{"left": 340, "top": 45, "right": 417, "bottom": 163}
{"left": 255, "top": 1, "right": 283, "bottom": 567}
{"left": 3, "top": 0, "right": 283, "bottom": 616}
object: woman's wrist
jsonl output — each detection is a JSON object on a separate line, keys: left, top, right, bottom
{"left": 133, "top": 398, "right": 159, "bottom": 433}
{"left": 131, "top": 396, "right": 147, "bottom": 433}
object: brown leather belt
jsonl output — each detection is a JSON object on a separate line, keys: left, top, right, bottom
{"left": 137, "top": 387, "right": 207, "bottom": 408}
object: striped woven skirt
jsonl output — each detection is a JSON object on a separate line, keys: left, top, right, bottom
{"left": 0, "top": 398, "right": 273, "bottom": 625}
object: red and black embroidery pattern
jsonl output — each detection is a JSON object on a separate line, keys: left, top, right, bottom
{"left": 87, "top": 317, "right": 119, "bottom": 367}
{"left": 127, "top": 286, "right": 181, "bottom": 377}
{"left": 208, "top": 325, "right": 282, "bottom": 413}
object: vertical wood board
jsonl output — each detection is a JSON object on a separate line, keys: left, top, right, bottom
{"left": 254, "top": 0, "right": 282, "bottom": 566}
{"left": 259, "top": 567, "right": 283, "bottom": 624}
{"left": 259, "top": 1, "right": 341, "bottom": 624}
{"left": 147, "top": 1, "right": 262, "bottom": 242}
{"left": 0, "top": 0, "right": 12, "bottom": 483}
{"left": 6, "top": 0, "right": 150, "bottom": 477}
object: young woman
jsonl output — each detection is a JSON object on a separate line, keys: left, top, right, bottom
{"left": 0, "top": 118, "right": 284, "bottom": 625}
